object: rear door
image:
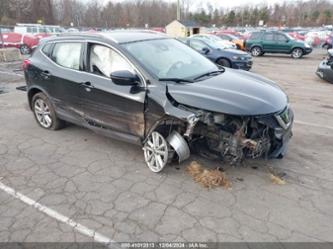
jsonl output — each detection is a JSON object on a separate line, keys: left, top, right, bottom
{"left": 79, "top": 42, "right": 146, "bottom": 139}
{"left": 46, "top": 41, "right": 86, "bottom": 121}
{"left": 262, "top": 33, "right": 276, "bottom": 52}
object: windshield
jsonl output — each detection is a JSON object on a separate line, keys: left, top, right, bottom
{"left": 122, "top": 39, "right": 218, "bottom": 80}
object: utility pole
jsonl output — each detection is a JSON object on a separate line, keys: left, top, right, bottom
{"left": 0, "top": 27, "right": 4, "bottom": 49}
{"left": 177, "top": 0, "right": 181, "bottom": 20}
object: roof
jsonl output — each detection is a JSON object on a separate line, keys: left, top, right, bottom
{"left": 177, "top": 20, "right": 199, "bottom": 28}
{"left": 57, "top": 30, "right": 167, "bottom": 44}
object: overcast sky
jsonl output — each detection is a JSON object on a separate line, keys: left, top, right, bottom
{"left": 95, "top": 0, "right": 329, "bottom": 9}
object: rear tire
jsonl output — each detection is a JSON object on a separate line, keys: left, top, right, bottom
{"left": 291, "top": 48, "right": 303, "bottom": 59}
{"left": 32, "top": 92, "right": 65, "bottom": 130}
{"left": 217, "top": 58, "right": 231, "bottom": 68}
{"left": 251, "top": 46, "right": 262, "bottom": 57}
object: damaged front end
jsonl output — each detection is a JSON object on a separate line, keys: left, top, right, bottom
{"left": 185, "top": 105, "right": 293, "bottom": 164}
{"left": 144, "top": 93, "right": 293, "bottom": 173}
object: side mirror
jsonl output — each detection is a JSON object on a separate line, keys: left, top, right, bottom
{"left": 202, "top": 47, "right": 210, "bottom": 54}
{"left": 111, "top": 70, "right": 140, "bottom": 86}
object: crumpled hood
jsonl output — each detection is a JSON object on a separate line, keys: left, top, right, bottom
{"left": 167, "top": 69, "right": 288, "bottom": 116}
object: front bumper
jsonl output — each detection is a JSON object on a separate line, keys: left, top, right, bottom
{"left": 232, "top": 60, "right": 253, "bottom": 71}
{"left": 256, "top": 106, "right": 294, "bottom": 159}
{"left": 304, "top": 47, "right": 313, "bottom": 55}
{"left": 316, "top": 60, "right": 333, "bottom": 83}
{"left": 270, "top": 107, "right": 294, "bottom": 158}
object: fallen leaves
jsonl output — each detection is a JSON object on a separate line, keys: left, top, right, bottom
{"left": 186, "top": 161, "right": 231, "bottom": 189}
{"left": 269, "top": 173, "right": 286, "bottom": 185}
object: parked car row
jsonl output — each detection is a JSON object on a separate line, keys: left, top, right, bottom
{"left": 23, "top": 31, "right": 294, "bottom": 173}
{"left": 181, "top": 37, "right": 252, "bottom": 70}
{"left": 0, "top": 32, "right": 39, "bottom": 54}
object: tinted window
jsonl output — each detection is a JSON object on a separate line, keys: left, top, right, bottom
{"left": 27, "top": 27, "right": 32, "bottom": 33}
{"left": 42, "top": 43, "right": 53, "bottom": 57}
{"left": 263, "top": 33, "right": 274, "bottom": 41}
{"left": 52, "top": 42, "right": 82, "bottom": 70}
{"left": 276, "top": 34, "right": 288, "bottom": 42}
{"left": 89, "top": 44, "right": 134, "bottom": 77}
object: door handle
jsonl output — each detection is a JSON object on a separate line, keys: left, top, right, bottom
{"left": 41, "top": 70, "right": 51, "bottom": 79}
{"left": 81, "top": 81, "right": 94, "bottom": 87}
{"left": 81, "top": 81, "right": 94, "bottom": 92}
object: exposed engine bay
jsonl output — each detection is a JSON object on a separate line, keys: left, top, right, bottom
{"left": 163, "top": 105, "right": 293, "bottom": 166}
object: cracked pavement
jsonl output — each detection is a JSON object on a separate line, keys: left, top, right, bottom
{"left": 0, "top": 50, "right": 333, "bottom": 242}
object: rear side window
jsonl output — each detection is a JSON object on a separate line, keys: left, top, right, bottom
{"left": 51, "top": 42, "right": 82, "bottom": 70}
{"left": 263, "top": 33, "right": 274, "bottom": 41}
{"left": 42, "top": 43, "right": 53, "bottom": 57}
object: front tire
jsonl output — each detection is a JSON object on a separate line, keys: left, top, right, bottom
{"left": 217, "top": 58, "right": 231, "bottom": 68}
{"left": 291, "top": 48, "right": 303, "bottom": 59}
{"left": 143, "top": 131, "right": 172, "bottom": 173}
{"left": 32, "top": 92, "right": 65, "bottom": 130}
{"left": 251, "top": 46, "right": 262, "bottom": 57}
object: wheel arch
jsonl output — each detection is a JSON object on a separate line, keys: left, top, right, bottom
{"left": 27, "top": 86, "right": 48, "bottom": 110}
{"left": 216, "top": 57, "right": 232, "bottom": 67}
{"left": 250, "top": 44, "right": 263, "bottom": 50}
{"left": 291, "top": 46, "right": 305, "bottom": 53}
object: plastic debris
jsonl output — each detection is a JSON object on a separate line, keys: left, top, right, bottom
{"left": 270, "top": 173, "right": 286, "bottom": 185}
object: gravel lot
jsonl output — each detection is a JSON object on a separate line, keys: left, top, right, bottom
{"left": 0, "top": 49, "right": 333, "bottom": 243}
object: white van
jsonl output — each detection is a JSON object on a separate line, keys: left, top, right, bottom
{"left": 14, "top": 24, "right": 64, "bottom": 35}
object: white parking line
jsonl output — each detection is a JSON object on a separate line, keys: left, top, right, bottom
{"left": 0, "top": 181, "right": 115, "bottom": 245}
{"left": 295, "top": 120, "right": 333, "bottom": 130}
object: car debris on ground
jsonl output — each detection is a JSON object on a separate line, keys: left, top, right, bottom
{"left": 186, "top": 161, "right": 231, "bottom": 189}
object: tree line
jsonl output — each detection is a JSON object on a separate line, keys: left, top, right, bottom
{"left": 0, "top": 0, "right": 332, "bottom": 28}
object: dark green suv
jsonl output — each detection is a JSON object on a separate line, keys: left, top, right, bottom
{"left": 245, "top": 31, "right": 312, "bottom": 59}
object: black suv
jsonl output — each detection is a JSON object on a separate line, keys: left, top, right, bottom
{"left": 245, "top": 31, "right": 312, "bottom": 59}
{"left": 24, "top": 31, "right": 293, "bottom": 173}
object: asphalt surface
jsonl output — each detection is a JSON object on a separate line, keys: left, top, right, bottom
{"left": 0, "top": 49, "right": 333, "bottom": 243}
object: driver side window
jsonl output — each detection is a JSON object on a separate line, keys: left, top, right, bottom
{"left": 89, "top": 44, "right": 134, "bottom": 77}
{"left": 276, "top": 34, "right": 288, "bottom": 42}
{"left": 190, "top": 40, "right": 206, "bottom": 51}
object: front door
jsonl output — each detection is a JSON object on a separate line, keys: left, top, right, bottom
{"left": 274, "top": 33, "right": 292, "bottom": 53}
{"left": 80, "top": 42, "right": 146, "bottom": 139}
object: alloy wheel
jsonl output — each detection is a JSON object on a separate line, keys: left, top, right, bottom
{"left": 34, "top": 98, "right": 53, "bottom": 128}
{"left": 251, "top": 47, "right": 262, "bottom": 57}
{"left": 292, "top": 48, "right": 303, "bottom": 59}
{"left": 143, "top": 131, "right": 170, "bottom": 173}
{"left": 20, "top": 45, "right": 30, "bottom": 55}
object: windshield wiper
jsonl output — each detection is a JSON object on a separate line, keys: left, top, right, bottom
{"left": 194, "top": 69, "right": 225, "bottom": 81}
{"left": 159, "top": 78, "right": 194, "bottom": 83}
